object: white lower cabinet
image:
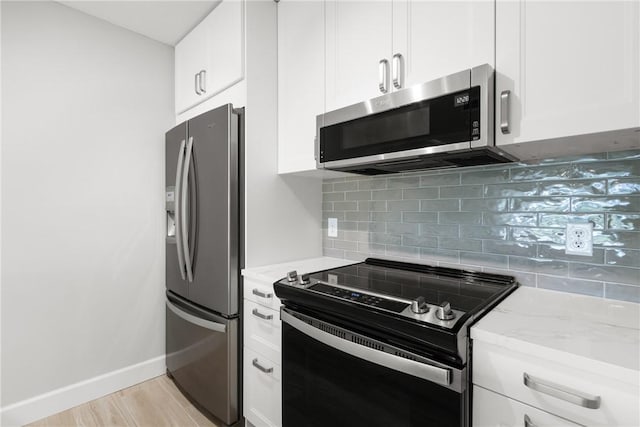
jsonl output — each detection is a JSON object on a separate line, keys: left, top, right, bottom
{"left": 244, "top": 300, "right": 281, "bottom": 364}
{"left": 472, "top": 341, "right": 639, "bottom": 427}
{"left": 474, "top": 385, "right": 581, "bottom": 427}
{"left": 243, "top": 278, "right": 282, "bottom": 427}
{"left": 243, "top": 347, "right": 282, "bottom": 427}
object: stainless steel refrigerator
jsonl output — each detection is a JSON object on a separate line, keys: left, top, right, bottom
{"left": 165, "top": 104, "right": 243, "bottom": 425}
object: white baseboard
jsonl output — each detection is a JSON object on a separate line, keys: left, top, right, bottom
{"left": 0, "top": 355, "right": 166, "bottom": 427}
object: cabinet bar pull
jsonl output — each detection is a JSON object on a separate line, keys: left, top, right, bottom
{"left": 198, "top": 70, "right": 206, "bottom": 93}
{"left": 378, "top": 59, "right": 389, "bottom": 94}
{"left": 392, "top": 53, "right": 403, "bottom": 89}
{"left": 500, "top": 90, "right": 511, "bottom": 134}
{"left": 252, "top": 308, "right": 273, "bottom": 320}
{"left": 195, "top": 73, "right": 201, "bottom": 95}
{"left": 524, "top": 415, "right": 538, "bottom": 427}
{"left": 523, "top": 372, "right": 601, "bottom": 409}
{"left": 252, "top": 358, "right": 273, "bottom": 373}
{"left": 252, "top": 288, "right": 273, "bottom": 299}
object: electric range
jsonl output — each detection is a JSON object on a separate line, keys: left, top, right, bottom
{"left": 274, "top": 258, "right": 518, "bottom": 427}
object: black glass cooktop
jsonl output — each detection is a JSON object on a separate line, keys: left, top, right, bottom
{"left": 307, "top": 258, "right": 516, "bottom": 314}
{"left": 275, "top": 258, "right": 518, "bottom": 363}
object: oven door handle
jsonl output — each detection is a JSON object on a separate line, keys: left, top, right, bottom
{"left": 281, "top": 309, "right": 452, "bottom": 387}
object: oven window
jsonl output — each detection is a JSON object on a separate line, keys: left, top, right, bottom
{"left": 319, "top": 86, "right": 480, "bottom": 163}
{"left": 282, "top": 321, "right": 465, "bottom": 427}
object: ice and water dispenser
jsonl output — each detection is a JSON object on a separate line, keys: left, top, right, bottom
{"left": 166, "top": 186, "right": 176, "bottom": 242}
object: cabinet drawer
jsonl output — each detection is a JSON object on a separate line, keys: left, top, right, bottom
{"left": 244, "top": 278, "right": 282, "bottom": 311}
{"left": 473, "top": 341, "right": 639, "bottom": 426}
{"left": 474, "top": 385, "right": 580, "bottom": 427}
{"left": 243, "top": 347, "right": 281, "bottom": 427}
{"left": 244, "top": 300, "right": 281, "bottom": 363}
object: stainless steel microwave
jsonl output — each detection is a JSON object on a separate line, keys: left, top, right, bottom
{"left": 315, "top": 64, "right": 517, "bottom": 175}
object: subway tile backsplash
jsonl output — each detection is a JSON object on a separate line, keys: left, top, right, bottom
{"left": 322, "top": 150, "right": 640, "bottom": 303}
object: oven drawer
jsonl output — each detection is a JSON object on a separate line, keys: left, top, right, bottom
{"left": 243, "top": 347, "right": 282, "bottom": 427}
{"left": 243, "top": 300, "right": 281, "bottom": 363}
{"left": 473, "top": 341, "right": 639, "bottom": 427}
{"left": 244, "top": 278, "right": 282, "bottom": 311}
{"left": 473, "top": 385, "right": 581, "bottom": 427}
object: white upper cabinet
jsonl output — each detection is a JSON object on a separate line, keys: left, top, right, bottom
{"left": 325, "top": 1, "right": 393, "bottom": 112}
{"left": 204, "top": 0, "right": 244, "bottom": 96}
{"left": 277, "top": 0, "right": 325, "bottom": 174}
{"left": 495, "top": 0, "right": 640, "bottom": 160}
{"left": 175, "top": 0, "right": 244, "bottom": 115}
{"left": 325, "top": 1, "right": 494, "bottom": 113}
{"left": 392, "top": 0, "right": 494, "bottom": 88}
{"left": 175, "top": 23, "right": 208, "bottom": 114}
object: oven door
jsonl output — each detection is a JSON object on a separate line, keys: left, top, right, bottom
{"left": 281, "top": 307, "right": 467, "bottom": 427}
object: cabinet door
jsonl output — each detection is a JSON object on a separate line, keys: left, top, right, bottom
{"left": 278, "top": 0, "right": 325, "bottom": 174}
{"left": 175, "top": 23, "right": 207, "bottom": 114}
{"left": 392, "top": 0, "right": 494, "bottom": 90}
{"left": 203, "top": 0, "right": 244, "bottom": 97}
{"left": 325, "top": 0, "right": 392, "bottom": 112}
{"left": 495, "top": 1, "right": 640, "bottom": 152}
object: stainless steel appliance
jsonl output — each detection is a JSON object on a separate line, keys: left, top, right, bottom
{"left": 274, "top": 258, "right": 518, "bottom": 427}
{"left": 315, "top": 64, "right": 517, "bottom": 174}
{"left": 165, "top": 104, "right": 243, "bottom": 425}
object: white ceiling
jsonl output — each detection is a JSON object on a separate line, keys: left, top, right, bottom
{"left": 58, "top": 1, "right": 220, "bottom": 46}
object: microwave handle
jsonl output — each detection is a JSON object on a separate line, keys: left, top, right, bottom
{"left": 378, "top": 59, "right": 389, "bottom": 94}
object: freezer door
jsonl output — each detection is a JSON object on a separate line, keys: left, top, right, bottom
{"left": 165, "top": 122, "right": 189, "bottom": 299}
{"left": 166, "top": 292, "right": 238, "bottom": 425}
{"left": 185, "top": 104, "right": 240, "bottom": 316}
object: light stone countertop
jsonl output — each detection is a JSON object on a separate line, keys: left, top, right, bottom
{"left": 471, "top": 287, "right": 640, "bottom": 386}
{"left": 242, "top": 256, "right": 357, "bottom": 285}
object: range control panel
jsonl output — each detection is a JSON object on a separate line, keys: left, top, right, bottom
{"left": 310, "top": 283, "right": 408, "bottom": 313}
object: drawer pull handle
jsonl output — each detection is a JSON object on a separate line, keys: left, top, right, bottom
{"left": 523, "top": 372, "right": 601, "bottom": 409}
{"left": 252, "top": 358, "right": 273, "bottom": 374}
{"left": 252, "top": 308, "right": 273, "bottom": 320}
{"left": 524, "top": 415, "right": 537, "bottom": 427}
{"left": 252, "top": 288, "right": 273, "bottom": 299}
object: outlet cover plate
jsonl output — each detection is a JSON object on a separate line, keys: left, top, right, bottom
{"left": 565, "top": 222, "right": 593, "bottom": 256}
{"left": 328, "top": 218, "right": 338, "bottom": 238}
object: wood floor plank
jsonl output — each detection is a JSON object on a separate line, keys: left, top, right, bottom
{"left": 157, "top": 376, "right": 220, "bottom": 427}
{"left": 24, "top": 375, "right": 222, "bottom": 427}
{"left": 116, "top": 376, "right": 201, "bottom": 426}
{"left": 28, "top": 407, "right": 77, "bottom": 427}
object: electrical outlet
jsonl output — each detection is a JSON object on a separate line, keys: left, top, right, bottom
{"left": 565, "top": 222, "right": 593, "bottom": 256}
{"left": 328, "top": 218, "right": 338, "bottom": 238}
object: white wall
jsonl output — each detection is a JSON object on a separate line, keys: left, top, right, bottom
{"left": 244, "top": 0, "right": 323, "bottom": 268}
{"left": 1, "top": 1, "right": 173, "bottom": 422}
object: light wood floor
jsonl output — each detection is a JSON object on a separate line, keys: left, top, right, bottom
{"left": 26, "top": 375, "right": 222, "bottom": 427}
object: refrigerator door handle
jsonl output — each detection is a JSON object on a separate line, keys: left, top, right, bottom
{"left": 174, "top": 139, "right": 187, "bottom": 280}
{"left": 166, "top": 298, "right": 227, "bottom": 333}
